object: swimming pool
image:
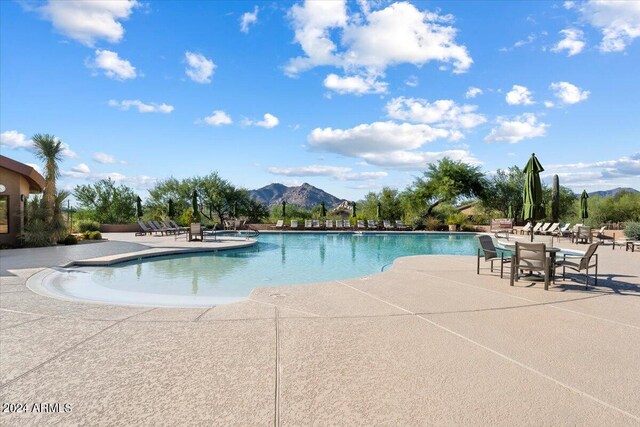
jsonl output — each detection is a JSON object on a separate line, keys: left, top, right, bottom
{"left": 32, "top": 233, "right": 481, "bottom": 307}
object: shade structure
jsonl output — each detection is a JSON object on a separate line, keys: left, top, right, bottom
{"left": 522, "top": 153, "right": 545, "bottom": 241}
{"left": 281, "top": 200, "right": 287, "bottom": 218}
{"left": 168, "top": 199, "right": 175, "bottom": 219}
{"left": 352, "top": 202, "right": 357, "bottom": 218}
{"left": 192, "top": 190, "right": 199, "bottom": 217}
{"left": 376, "top": 202, "right": 382, "bottom": 220}
{"left": 580, "top": 190, "right": 589, "bottom": 220}
{"left": 136, "top": 196, "right": 143, "bottom": 219}
{"left": 320, "top": 201, "right": 326, "bottom": 217}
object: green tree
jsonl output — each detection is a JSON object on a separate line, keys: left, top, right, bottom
{"left": 194, "top": 173, "right": 251, "bottom": 224}
{"left": 31, "top": 133, "right": 64, "bottom": 241}
{"left": 409, "top": 158, "right": 487, "bottom": 217}
{"left": 244, "top": 199, "right": 270, "bottom": 223}
{"left": 146, "top": 177, "right": 192, "bottom": 220}
{"left": 360, "top": 187, "right": 405, "bottom": 220}
{"left": 543, "top": 186, "right": 578, "bottom": 222}
{"left": 73, "top": 178, "right": 138, "bottom": 224}
{"left": 480, "top": 166, "right": 525, "bottom": 219}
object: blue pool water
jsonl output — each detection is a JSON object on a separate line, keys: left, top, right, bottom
{"left": 35, "top": 233, "right": 481, "bottom": 307}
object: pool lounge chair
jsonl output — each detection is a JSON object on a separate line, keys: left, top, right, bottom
{"left": 290, "top": 220, "right": 299, "bottom": 229}
{"left": 368, "top": 220, "right": 378, "bottom": 230}
{"left": 136, "top": 220, "right": 155, "bottom": 236}
{"left": 555, "top": 243, "right": 599, "bottom": 288}
{"left": 592, "top": 226, "right": 611, "bottom": 242}
{"left": 154, "top": 220, "right": 177, "bottom": 234}
{"left": 542, "top": 223, "right": 560, "bottom": 235}
{"left": 304, "top": 220, "right": 313, "bottom": 229}
{"left": 271, "top": 219, "right": 284, "bottom": 229}
{"left": 395, "top": 220, "right": 409, "bottom": 230}
{"left": 357, "top": 220, "right": 367, "bottom": 229}
{"left": 147, "top": 221, "right": 169, "bottom": 235}
{"left": 160, "top": 221, "right": 180, "bottom": 234}
{"left": 510, "top": 242, "right": 552, "bottom": 290}
{"left": 383, "top": 220, "right": 394, "bottom": 230}
{"left": 312, "top": 220, "right": 321, "bottom": 229}
{"left": 553, "top": 223, "right": 571, "bottom": 238}
{"left": 167, "top": 220, "right": 188, "bottom": 235}
{"left": 477, "top": 235, "right": 511, "bottom": 279}
{"left": 343, "top": 220, "right": 351, "bottom": 229}
{"left": 334, "top": 220, "right": 343, "bottom": 230}
{"left": 325, "top": 220, "right": 334, "bottom": 229}
{"left": 535, "top": 223, "right": 551, "bottom": 235}
{"left": 574, "top": 226, "right": 593, "bottom": 244}
{"left": 529, "top": 223, "right": 543, "bottom": 235}
{"left": 519, "top": 222, "right": 532, "bottom": 235}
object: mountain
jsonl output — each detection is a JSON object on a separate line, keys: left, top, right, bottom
{"left": 588, "top": 187, "right": 639, "bottom": 198}
{"left": 250, "top": 183, "right": 345, "bottom": 209}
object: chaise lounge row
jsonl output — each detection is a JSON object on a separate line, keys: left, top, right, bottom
{"left": 271, "top": 219, "right": 411, "bottom": 230}
{"left": 137, "top": 220, "right": 188, "bottom": 236}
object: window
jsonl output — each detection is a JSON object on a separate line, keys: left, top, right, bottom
{"left": 0, "top": 196, "right": 8, "bottom": 234}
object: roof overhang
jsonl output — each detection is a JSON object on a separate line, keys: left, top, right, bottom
{"left": 0, "top": 155, "right": 46, "bottom": 193}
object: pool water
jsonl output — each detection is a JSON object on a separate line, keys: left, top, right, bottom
{"left": 36, "top": 233, "right": 480, "bottom": 307}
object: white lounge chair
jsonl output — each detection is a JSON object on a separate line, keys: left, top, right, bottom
{"left": 367, "top": 220, "right": 378, "bottom": 230}
{"left": 325, "top": 220, "right": 334, "bottom": 229}
{"left": 357, "top": 220, "right": 367, "bottom": 229}
{"left": 383, "top": 220, "right": 393, "bottom": 230}
{"left": 519, "top": 222, "right": 532, "bottom": 235}
{"left": 343, "top": 220, "right": 351, "bottom": 229}
{"left": 542, "top": 223, "right": 560, "bottom": 235}
{"left": 290, "top": 220, "right": 298, "bottom": 229}
{"left": 395, "top": 220, "right": 409, "bottom": 230}
{"left": 312, "top": 220, "right": 321, "bottom": 229}
{"left": 334, "top": 220, "right": 343, "bottom": 229}
{"left": 271, "top": 219, "right": 284, "bottom": 229}
{"left": 535, "top": 223, "right": 551, "bottom": 234}
{"left": 304, "top": 220, "right": 313, "bottom": 229}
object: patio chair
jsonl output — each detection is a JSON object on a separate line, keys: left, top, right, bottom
{"left": 367, "top": 219, "right": 378, "bottom": 230}
{"left": 271, "top": 219, "right": 284, "bottom": 229}
{"left": 160, "top": 221, "right": 179, "bottom": 234}
{"left": 542, "top": 223, "right": 560, "bottom": 235}
{"left": 383, "top": 220, "right": 394, "bottom": 230}
{"left": 476, "top": 235, "right": 511, "bottom": 278}
{"left": 290, "top": 220, "right": 299, "bottom": 229}
{"left": 510, "top": 242, "right": 552, "bottom": 290}
{"left": 519, "top": 222, "right": 532, "bottom": 235}
{"left": 136, "top": 220, "right": 154, "bottom": 236}
{"left": 188, "top": 223, "right": 203, "bottom": 241}
{"left": 325, "top": 220, "right": 334, "bottom": 229}
{"left": 357, "top": 220, "right": 367, "bottom": 229}
{"left": 554, "top": 243, "right": 599, "bottom": 288}
{"left": 395, "top": 220, "right": 409, "bottom": 230}
{"left": 153, "top": 220, "right": 176, "bottom": 234}
{"left": 304, "top": 220, "right": 313, "bottom": 229}
{"left": 574, "top": 226, "right": 593, "bottom": 244}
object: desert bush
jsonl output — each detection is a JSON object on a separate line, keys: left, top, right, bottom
{"left": 77, "top": 220, "right": 100, "bottom": 233}
{"left": 624, "top": 222, "right": 640, "bottom": 240}
{"left": 63, "top": 235, "right": 78, "bottom": 245}
{"left": 89, "top": 231, "right": 102, "bottom": 240}
{"left": 425, "top": 217, "right": 444, "bottom": 231}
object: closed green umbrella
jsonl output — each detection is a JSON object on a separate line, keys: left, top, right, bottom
{"left": 522, "top": 153, "right": 545, "bottom": 241}
{"left": 136, "top": 196, "right": 143, "bottom": 219}
{"left": 580, "top": 190, "right": 589, "bottom": 221}
{"left": 352, "top": 201, "right": 357, "bottom": 218}
{"left": 320, "top": 201, "right": 326, "bottom": 217}
{"left": 281, "top": 200, "right": 287, "bottom": 218}
{"left": 192, "top": 190, "right": 199, "bottom": 220}
{"left": 168, "top": 199, "right": 175, "bottom": 219}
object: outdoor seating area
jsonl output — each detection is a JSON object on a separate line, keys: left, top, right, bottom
{"left": 262, "top": 219, "right": 414, "bottom": 231}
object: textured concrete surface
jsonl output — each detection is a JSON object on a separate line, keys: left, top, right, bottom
{"left": 0, "top": 232, "right": 639, "bottom": 425}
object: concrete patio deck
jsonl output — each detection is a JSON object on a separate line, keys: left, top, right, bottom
{"left": 1, "top": 232, "right": 639, "bottom": 426}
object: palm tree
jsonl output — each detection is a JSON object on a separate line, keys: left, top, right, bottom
{"left": 31, "top": 134, "right": 64, "bottom": 224}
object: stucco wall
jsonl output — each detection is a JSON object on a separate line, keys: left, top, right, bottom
{"left": 0, "top": 167, "right": 28, "bottom": 246}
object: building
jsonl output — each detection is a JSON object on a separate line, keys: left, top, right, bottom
{"left": 0, "top": 155, "right": 45, "bottom": 247}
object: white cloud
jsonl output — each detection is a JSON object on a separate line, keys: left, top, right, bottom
{"left": 0, "top": 130, "right": 76, "bottom": 158}
{"left": 547, "top": 153, "right": 640, "bottom": 176}
{"left": 544, "top": 101, "right": 555, "bottom": 108}
{"left": 37, "top": 0, "right": 138, "bottom": 46}
{"left": 323, "top": 73, "right": 388, "bottom": 95}
{"left": 564, "top": 1, "right": 576, "bottom": 10}
{"left": 485, "top": 113, "right": 548, "bottom": 143}
{"left": 108, "top": 99, "right": 174, "bottom": 113}
{"left": 185, "top": 52, "right": 215, "bottom": 84}
{"left": 267, "top": 165, "right": 388, "bottom": 181}
{"left": 543, "top": 153, "right": 640, "bottom": 190}
{"left": 72, "top": 163, "right": 91, "bottom": 174}
{"left": 199, "top": 110, "right": 233, "bottom": 126}
{"left": 579, "top": 0, "right": 640, "bottom": 52}
{"left": 552, "top": 28, "right": 586, "bottom": 56}
{"left": 465, "top": 87, "right": 483, "bottom": 99}
{"left": 246, "top": 113, "right": 280, "bottom": 129}
{"left": 240, "top": 6, "right": 259, "bottom": 33}
{"left": 88, "top": 49, "right": 136, "bottom": 80}
{"left": 357, "top": 149, "right": 481, "bottom": 170}
{"left": 92, "top": 152, "right": 125, "bottom": 164}
{"left": 1, "top": 130, "right": 33, "bottom": 149}
{"left": 505, "top": 85, "right": 534, "bottom": 105}
{"left": 285, "top": 1, "right": 472, "bottom": 91}
{"left": 405, "top": 75, "right": 418, "bottom": 87}
{"left": 550, "top": 81, "right": 590, "bottom": 104}
{"left": 385, "top": 97, "right": 486, "bottom": 129}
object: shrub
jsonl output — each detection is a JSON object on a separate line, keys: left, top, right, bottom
{"left": 63, "top": 235, "right": 78, "bottom": 245}
{"left": 425, "top": 217, "right": 443, "bottom": 231}
{"left": 89, "top": 231, "right": 102, "bottom": 240}
{"left": 446, "top": 212, "right": 467, "bottom": 226}
{"left": 77, "top": 220, "right": 100, "bottom": 233}
{"left": 623, "top": 222, "right": 640, "bottom": 240}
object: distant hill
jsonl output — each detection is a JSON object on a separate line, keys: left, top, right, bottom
{"left": 250, "top": 183, "right": 345, "bottom": 210}
{"left": 588, "top": 187, "right": 639, "bottom": 198}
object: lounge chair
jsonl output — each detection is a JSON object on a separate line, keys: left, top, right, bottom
{"left": 476, "top": 235, "right": 511, "bottom": 278}
{"left": 188, "top": 223, "right": 203, "bottom": 241}
{"left": 367, "top": 220, "right": 378, "bottom": 230}
{"left": 383, "top": 220, "right": 394, "bottom": 230}
{"left": 160, "top": 221, "right": 180, "bottom": 234}
{"left": 343, "top": 220, "right": 352, "bottom": 229}
{"left": 592, "top": 226, "right": 610, "bottom": 242}
{"left": 147, "top": 221, "right": 168, "bottom": 235}
{"left": 490, "top": 218, "right": 514, "bottom": 238}
{"left": 357, "top": 220, "right": 367, "bottom": 229}
{"left": 553, "top": 223, "right": 571, "bottom": 238}
{"left": 554, "top": 243, "right": 599, "bottom": 288}
{"left": 542, "top": 223, "right": 560, "bottom": 235}
{"left": 304, "top": 220, "right": 313, "bottom": 229}
{"left": 534, "top": 223, "right": 551, "bottom": 235}
{"left": 519, "top": 222, "right": 532, "bottom": 235}
{"left": 334, "top": 220, "right": 343, "bottom": 230}
{"left": 167, "top": 220, "right": 188, "bottom": 235}
{"left": 290, "top": 220, "right": 299, "bottom": 229}
{"left": 529, "top": 223, "right": 543, "bottom": 235}
{"left": 395, "top": 220, "right": 409, "bottom": 230}
{"left": 136, "top": 220, "right": 154, "bottom": 236}
{"left": 153, "top": 220, "right": 176, "bottom": 234}
{"left": 271, "top": 219, "right": 284, "bottom": 229}
{"left": 510, "top": 242, "right": 552, "bottom": 290}
{"left": 312, "top": 220, "right": 321, "bottom": 229}
{"left": 325, "top": 220, "right": 334, "bottom": 229}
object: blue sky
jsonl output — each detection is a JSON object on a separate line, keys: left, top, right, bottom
{"left": 1, "top": 0, "right": 639, "bottom": 201}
